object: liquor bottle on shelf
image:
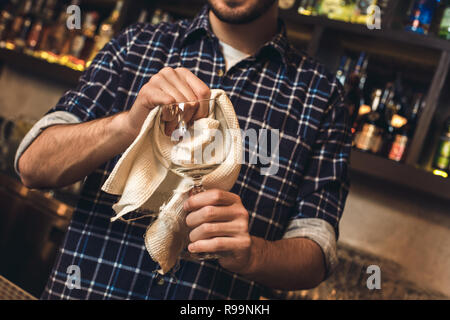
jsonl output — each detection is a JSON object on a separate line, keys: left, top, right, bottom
{"left": 0, "top": 0, "right": 20, "bottom": 44}
{"left": 25, "top": 0, "right": 46, "bottom": 51}
{"left": 151, "top": 9, "right": 163, "bottom": 25}
{"left": 354, "top": 84, "right": 394, "bottom": 154}
{"left": 439, "top": 1, "right": 450, "bottom": 39}
{"left": 318, "top": 0, "right": 356, "bottom": 22}
{"left": 37, "top": 0, "right": 58, "bottom": 54}
{"left": 44, "top": 1, "right": 81, "bottom": 56}
{"left": 65, "top": 11, "right": 99, "bottom": 68}
{"left": 405, "top": 0, "right": 441, "bottom": 35}
{"left": 59, "top": 0, "right": 82, "bottom": 56}
{"left": 432, "top": 117, "right": 450, "bottom": 175}
{"left": 336, "top": 55, "right": 352, "bottom": 85}
{"left": 87, "top": 0, "right": 124, "bottom": 64}
{"left": 387, "top": 93, "right": 425, "bottom": 162}
{"left": 137, "top": 10, "right": 149, "bottom": 24}
{"left": 351, "top": 0, "right": 377, "bottom": 25}
{"left": 298, "top": 0, "right": 318, "bottom": 15}
{"left": 345, "top": 52, "right": 369, "bottom": 127}
{"left": 4, "top": 0, "right": 33, "bottom": 50}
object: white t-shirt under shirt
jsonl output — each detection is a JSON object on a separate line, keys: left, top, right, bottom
{"left": 219, "top": 40, "right": 250, "bottom": 72}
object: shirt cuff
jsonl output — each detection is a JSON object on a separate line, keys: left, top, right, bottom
{"left": 282, "top": 218, "right": 338, "bottom": 280}
{"left": 14, "top": 111, "right": 81, "bottom": 175}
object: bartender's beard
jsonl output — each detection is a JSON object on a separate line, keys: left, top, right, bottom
{"left": 207, "top": 0, "right": 277, "bottom": 24}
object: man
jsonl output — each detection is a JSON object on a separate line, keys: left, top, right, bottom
{"left": 16, "top": 0, "right": 351, "bottom": 300}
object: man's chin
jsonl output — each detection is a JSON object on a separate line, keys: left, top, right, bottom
{"left": 208, "top": 0, "right": 276, "bottom": 25}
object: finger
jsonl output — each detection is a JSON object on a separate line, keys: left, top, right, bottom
{"left": 160, "top": 67, "right": 197, "bottom": 102}
{"left": 188, "top": 237, "right": 247, "bottom": 254}
{"left": 176, "top": 68, "right": 210, "bottom": 121}
{"left": 185, "top": 205, "right": 239, "bottom": 229}
{"left": 157, "top": 72, "right": 188, "bottom": 103}
{"left": 184, "top": 189, "right": 240, "bottom": 212}
{"left": 141, "top": 86, "right": 176, "bottom": 112}
{"left": 160, "top": 68, "right": 201, "bottom": 126}
{"left": 189, "top": 221, "right": 246, "bottom": 242}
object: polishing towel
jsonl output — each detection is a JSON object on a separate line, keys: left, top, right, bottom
{"left": 102, "top": 89, "right": 242, "bottom": 273}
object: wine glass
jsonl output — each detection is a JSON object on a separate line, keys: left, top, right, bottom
{"left": 154, "top": 98, "right": 227, "bottom": 261}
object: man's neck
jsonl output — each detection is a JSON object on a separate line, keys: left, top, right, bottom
{"left": 209, "top": 3, "right": 279, "bottom": 55}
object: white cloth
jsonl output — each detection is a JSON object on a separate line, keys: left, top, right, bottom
{"left": 219, "top": 41, "right": 250, "bottom": 72}
{"left": 101, "top": 89, "right": 242, "bottom": 273}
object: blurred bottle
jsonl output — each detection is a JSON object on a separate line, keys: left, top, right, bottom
{"left": 387, "top": 93, "right": 425, "bottom": 162}
{"left": 336, "top": 55, "right": 352, "bottom": 85}
{"left": 298, "top": 0, "right": 319, "bottom": 15}
{"left": 68, "top": 11, "right": 99, "bottom": 62}
{"left": 405, "top": 0, "right": 440, "bottom": 35}
{"left": 344, "top": 52, "right": 369, "bottom": 127}
{"left": 4, "top": 0, "right": 33, "bottom": 49}
{"left": 439, "top": 1, "right": 450, "bottom": 39}
{"left": 35, "top": 0, "right": 57, "bottom": 52}
{"left": 44, "top": 1, "right": 81, "bottom": 55}
{"left": 151, "top": 9, "right": 163, "bottom": 25}
{"left": 87, "top": 0, "right": 124, "bottom": 63}
{"left": 355, "top": 84, "right": 393, "bottom": 154}
{"left": 351, "top": 0, "right": 378, "bottom": 24}
{"left": 137, "top": 10, "right": 149, "bottom": 24}
{"left": 25, "top": 0, "right": 46, "bottom": 51}
{"left": 59, "top": 0, "right": 82, "bottom": 56}
{"left": 0, "top": 0, "right": 20, "bottom": 45}
{"left": 318, "top": 0, "right": 356, "bottom": 22}
{"left": 432, "top": 117, "right": 450, "bottom": 174}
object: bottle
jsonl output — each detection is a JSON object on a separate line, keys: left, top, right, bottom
{"left": 87, "top": 0, "right": 124, "bottom": 63}
{"left": 59, "top": 0, "right": 83, "bottom": 56}
{"left": 336, "top": 55, "right": 352, "bottom": 85}
{"left": 388, "top": 125, "right": 409, "bottom": 162}
{"left": 318, "top": 0, "right": 355, "bottom": 22}
{"left": 151, "top": 9, "right": 163, "bottom": 25}
{"left": 351, "top": 0, "right": 378, "bottom": 25}
{"left": 354, "top": 88, "right": 382, "bottom": 152}
{"left": 298, "top": 0, "right": 318, "bottom": 15}
{"left": 13, "top": 0, "right": 37, "bottom": 50}
{"left": 387, "top": 94, "right": 425, "bottom": 162}
{"left": 405, "top": 0, "right": 441, "bottom": 35}
{"left": 0, "top": 0, "right": 20, "bottom": 44}
{"left": 345, "top": 52, "right": 369, "bottom": 127}
{"left": 25, "top": 0, "right": 46, "bottom": 50}
{"left": 355, "top": 84, "right": 393, "bottom": 154}
{"left": 37, "top": 0, "right": 57, "bottom": 52}
{"left": 137, "top": 10, "right": 149, "bottom": 24}
{"left": 439, "top": 2, "right": 450, "bottom": 39}
{"left": 68, "top": 11, "right": 99, "bottom": 62}
{"left": 432, "top": 117, "right": 450, "bottom": 173}
{"left": 44, "top": 1, "right": 80, "bottom": 56}
{"left": 5, "top": 0, "right": 33, "bottom": 49}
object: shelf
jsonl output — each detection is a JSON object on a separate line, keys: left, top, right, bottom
{"left": 280, "top": 11, "right": 450, "bottom": 53}
{"left": 350, "top": 149, "right": 450, "bottom": 201}
{"left": 0, "top": 48, "right": 82, "bottom": 87}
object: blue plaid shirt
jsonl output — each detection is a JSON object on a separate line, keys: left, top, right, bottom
{"left": 22, "top": 5, "right": 351, "bottom": 300}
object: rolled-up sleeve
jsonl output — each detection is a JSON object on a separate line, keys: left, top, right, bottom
{"left": 284, "top": 82, "right": 352, "bottom": 279}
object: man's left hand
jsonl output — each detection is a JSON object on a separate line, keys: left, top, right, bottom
{"left": 184, "top": 189, "right": 253, "bottom": 274}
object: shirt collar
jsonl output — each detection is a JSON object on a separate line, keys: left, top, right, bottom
{"left": 181, "top": 5, "right": 290, "bottom": 66}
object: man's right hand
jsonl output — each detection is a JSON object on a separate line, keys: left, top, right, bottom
{"left": 121, "top": 67, "right": 211, "bottom": 137}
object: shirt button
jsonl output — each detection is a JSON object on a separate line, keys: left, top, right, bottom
{"left": 217, "top": 69, "right": 224, "bottom": 77}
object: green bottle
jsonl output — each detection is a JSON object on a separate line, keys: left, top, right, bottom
{"left": 433, "top": 118, "right": 450, "bottom": 172}
{"left": 439, "top": 5, "right": 450, "bottom": 40}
